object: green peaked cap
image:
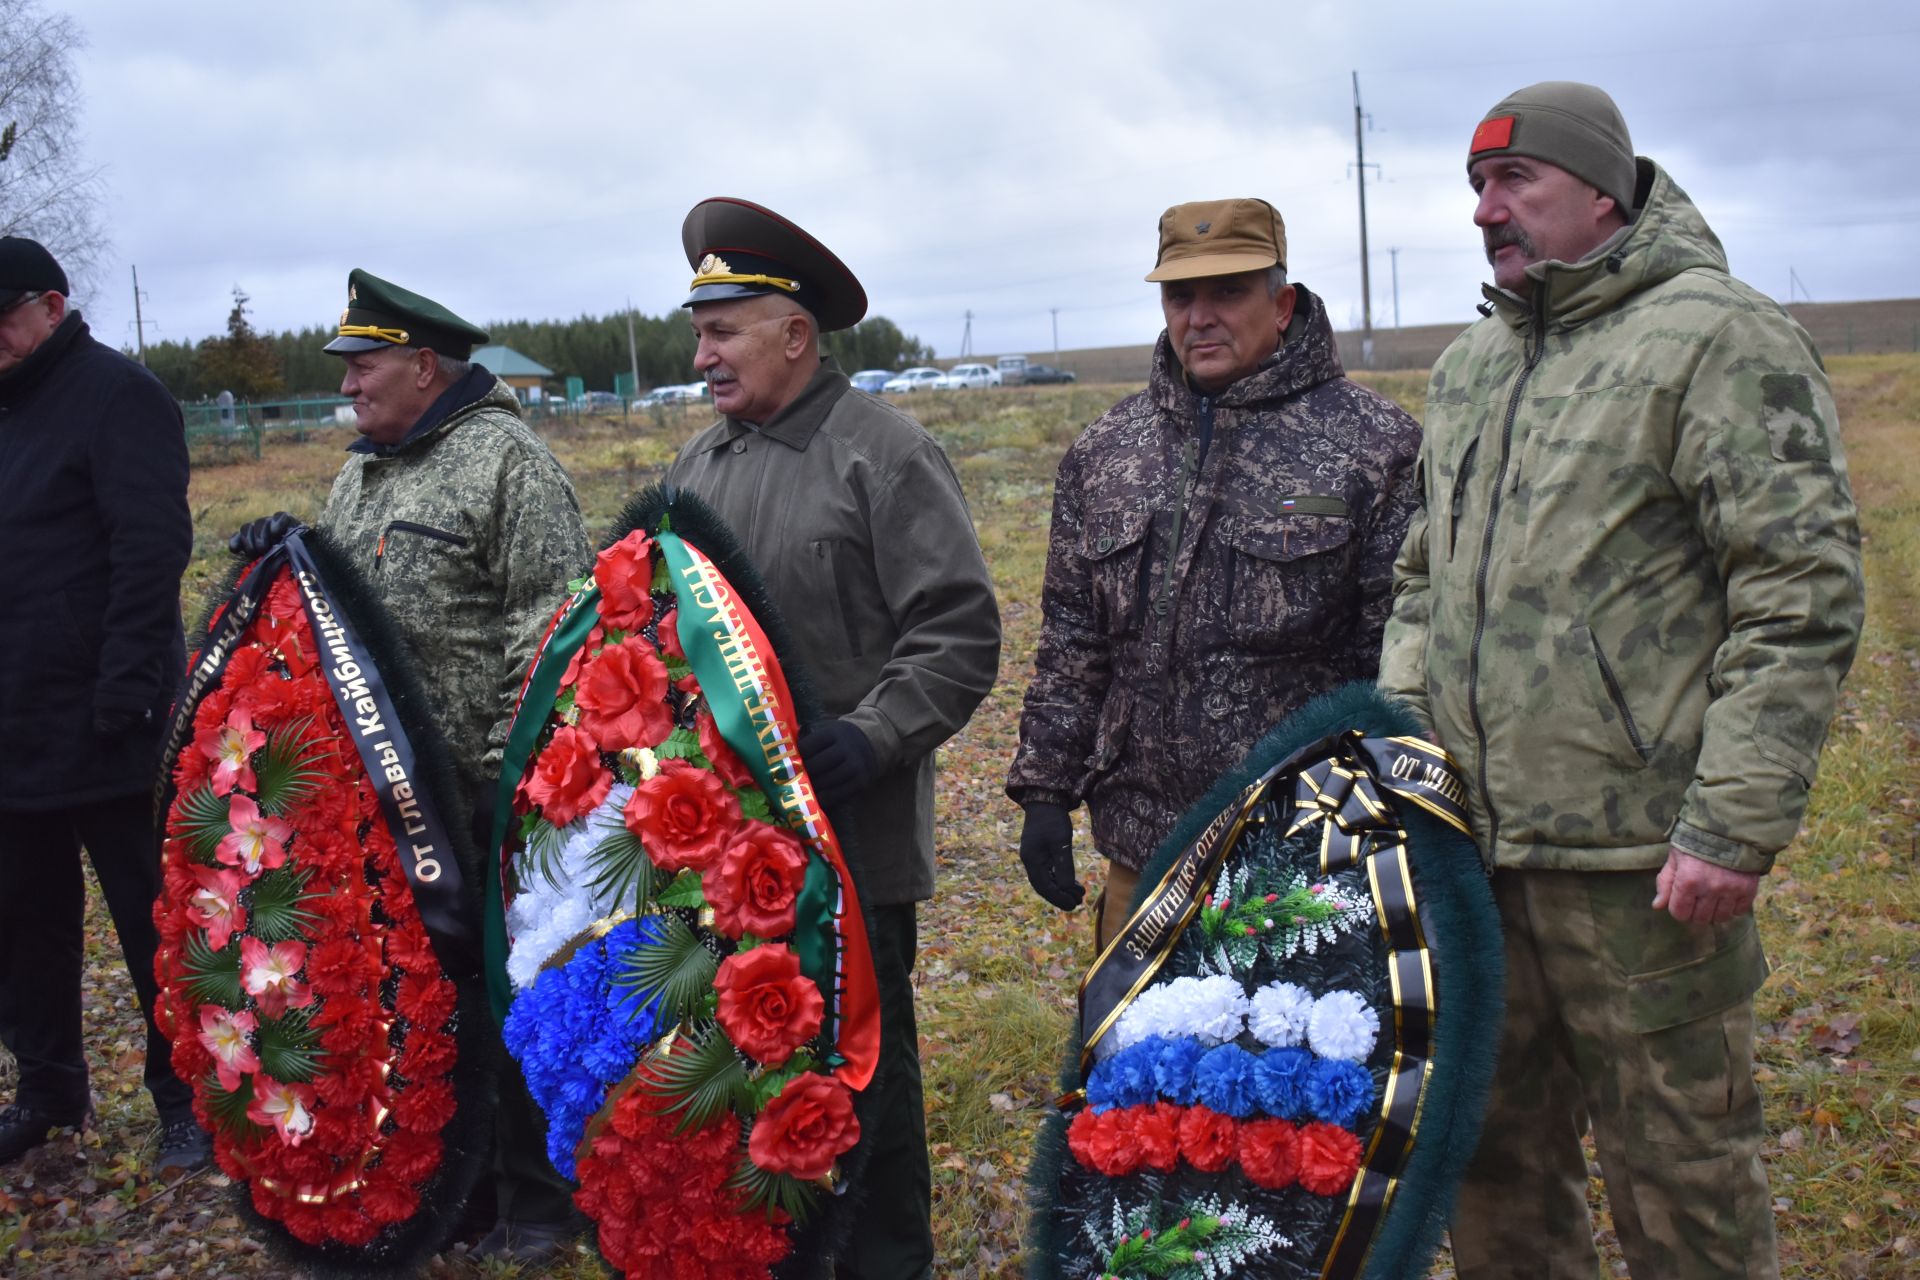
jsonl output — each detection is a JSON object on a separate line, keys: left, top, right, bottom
{"left": 323, "top": 268, "right": 489, "bottom": 359}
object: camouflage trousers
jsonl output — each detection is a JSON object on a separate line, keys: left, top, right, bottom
{"left": 1450, "top": 869, "right": 1778, "bottom": 1280}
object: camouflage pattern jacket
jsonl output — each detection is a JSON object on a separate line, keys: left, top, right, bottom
{"left": 320, "top": 376, "right": 588, "bottom": 801}
{"left": 1007, "top": 287, "right": 1422, "bottom": 870}
{"left": 1378, "top": 161, "right": 1865, "bottom": 875}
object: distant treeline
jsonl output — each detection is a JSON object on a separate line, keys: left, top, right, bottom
{"left": 138, "top": 305, "right": 935, "bottom": 402}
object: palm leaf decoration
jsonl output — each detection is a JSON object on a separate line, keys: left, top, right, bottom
{"left": 176, "top": 784, "right": 232, "bottom": 865}
{"left": 614, "top": 913, "right": 717, "bottom": 1026}
{"left": 254, "top": 716, "right": 332, "bottom": 816}
{"left": 204, "top": 1075, "right": 265, "bottom": 1139}
{"left": 729, "top": 1150, "right": 820, "bottom": 1224}
{"left": 182, "top": 931, "right": 244, "bottom": 1009}
{"left": 519, "top": 810, "right": 573, "bottom": 892}
{"left": 256, "top": 1007, "right": 324, "bottom": 1083}
{"left": 639, "top": 1021, "right": 750, "bottom": 1134}
{"left": 582, "top": 818, "right": 657, "bottom": 913}
{"left": 247, "top": 866, "right": 321, "bottom": 942}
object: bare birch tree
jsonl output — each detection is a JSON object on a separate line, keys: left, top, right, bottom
{"left": 0, "top": 0, "right": 106, "bottom": 296}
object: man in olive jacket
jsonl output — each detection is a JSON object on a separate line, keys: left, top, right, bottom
{"left": 1378, "top": 83, "right": 1864, "bottom": 1280}
{"left": 232, "top": 269, "right": 589, "bottom": 1262}
{"left": 0, "top": 237, "right": 202, "bottom": 1172}
{"left": 665, "top": 198, "right": 1000, "bottom": 1280}
{"left": 1006, "top": 199, "right": 1421, "bottom": 947}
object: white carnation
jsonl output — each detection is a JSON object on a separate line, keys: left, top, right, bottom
{"left": 1247, "top": 981, "right": 1315, "bottom": 1048}
{"left": 1307, "top": 989, "right": 1379, "bottom": 1062}
{"left": 1103, "top": 973, "right": 1249, "bottom": 1058}
{"left": 505, "top": 785, "right": 634, "bottom": 989}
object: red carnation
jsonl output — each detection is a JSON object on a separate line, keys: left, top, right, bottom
{"left": 594, "top": 531, "right": 657, "bottom": 632}
{"left": 714, "top": 943, "right": 825, "bottom": 1066}
{"left": 748, "top": 1073, "right": 860, "bottom": 1181}
{"left": 1297, "top": 1120, "right": 1364, "bottom": 1196}
{"left": 1132, "top": 1102, "right": 1182, "bottom": 1172}
{"left": 573, "top": 637, "right": 673, "bottom": 750}
{"left": 624, "top": 760, "right": 742, "bottom": 873}
{"left": 1238, "top": 1116, "right": 1301, "bottom": 1189}
{"left": 525, "top": 724, "right": 614, "bottom": 825}
{"left": 697, "top": 707, "right": 758, "bottom": 789}
{"left": 704, "top": 822, "right": 809, "bottom": 939}
{"left": 1066, "top": 1107, "right": 1139, "bottom": 1176}
{"left": 1178, "top": 1105, "right": 1238, "bottom": 1173}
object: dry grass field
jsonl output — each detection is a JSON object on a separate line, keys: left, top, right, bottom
{"left": 2, "top": 358, "right": 1915, "bottom": 1278}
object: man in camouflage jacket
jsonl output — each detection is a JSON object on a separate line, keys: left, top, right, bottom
{"left": 1006, "top": 199, "right": 1420, "bottom": 947}
{"left": 1377, "top": 84, "right": 1864, "bottom": 1280}
{"left": 233, "top": 270, "right": 588, "bottom": 1263}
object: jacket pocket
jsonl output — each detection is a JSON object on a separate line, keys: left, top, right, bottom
{"left": 1081, "top": 683, "right": 1135, "bottom": 798}
{"left": 809, "top": 538, "right": 865, "bottom": 658}
{"left": 1224, "top": 513, "right": 1353, "bottom": 651}
{"left": 1081, "top": 507, "right": 1152, "bottom": 637}
{"left": 1576, "top": 623, "right": 1653, "bottom": 765}
{"left": 375, "top": 519, "right": 473, "bottom": 595}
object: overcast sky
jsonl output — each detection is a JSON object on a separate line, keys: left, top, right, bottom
{"left": 59, "top": 0, "right": 1920, "bottom": 364}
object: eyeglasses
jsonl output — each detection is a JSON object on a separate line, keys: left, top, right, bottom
{"left": 0, "top": 292, "right": 45, "bottom": 319}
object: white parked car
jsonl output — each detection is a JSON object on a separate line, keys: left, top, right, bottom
{"left": 942, "top": 362, "right": 1002, "bottom": 390}
{"left": 883, "top": 367, "right": 946, "bottom": 394}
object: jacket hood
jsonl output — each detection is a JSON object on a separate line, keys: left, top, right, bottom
{"left": 1149, "top": 282, "right": 1344, "bottom": 413}
{"left": 1487, "top": 159, "right": 1730, "bottom": 331}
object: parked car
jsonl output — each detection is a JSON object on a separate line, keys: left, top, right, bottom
{"left": 584, "top": 390, "right": 623, "bottom": 409}
{"left": 996, "top": 354, "right": 1029, "bottom": 385}
{"left": 882, "top": 367, "right": 946, "bottom": 394}
{"left": 850, "top": 369, "right": 894, "bottom": 393}
{"left": 638, "top": 384, "right": 698, "bottom": 407}
{"left": 942, "top": 362, "right": 1002, "bottom": 390}
{"left": 1023, "top": 363, "right": 1078, "bottom": 385}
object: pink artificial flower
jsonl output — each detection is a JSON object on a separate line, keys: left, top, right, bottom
{"left": 217, "top": 794, "right": 292, "bottom": 877}
{"left": 187, "top": 865, "right": 248, "bottom": 950}
{"left": 240, "top": 936, "right": 313, "bottom": 1017}
{"left": 205, "top": 709, "right": 266, "bottom": 797}
{"left": 247, "top": 1073, "right": 317, "bottom": 1145}
{"left": 196, "top": 1004, "right": 260, "bottom": 1091}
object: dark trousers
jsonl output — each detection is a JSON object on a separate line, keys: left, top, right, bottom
{"left": 836, "top": 903, "right": 933, "bottom": 1280}
{"left": 0, "top": 795, "right": 191, "bottom": 1119}
{"left": 490, "top": 1052, "right": 576, "bottom": 1226}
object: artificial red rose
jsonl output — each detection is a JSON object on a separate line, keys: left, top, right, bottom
{"left": 748, "top": 1072, "right": 860, "bottom": 1181}
{"left": 1066, "top": 1107, "right": 1140, "bottom": 1176}
{"left": 560, "top": 623, "right": 607, "bottom": 688}
{"left": 573, "top": 637, "right": 673, "bottom": 749}
{"left": 624, "top": 760, "right": 743, "bottom": 873}
{"left": 696, "top": 708, "right": 757, "bottom": 789}
{"left": 1178, "top": 1104, "right": 1238, "bottom": 1173}
{"left": 1238, "top": 1116, "right": 1301, "bottom": 1189}
{"left": 657, "top": 605, "right": 686, "bottom": 660}
{"left": 714, "top": 944, "right": 824, "bottom": 1066}
{"left": 525, "top": 724, "right": 614, "bottom": 826}
{"left": 703, "top": 822, "right": 809, "bottom": 939}
{"left": 1132, "top": 1102, "right": 1182, "bottom": 1172}
{"left": 1296, "top": 1120, "right": 1364, "bottom": 1196}
{"left": 594, "top": 530, "right": 657, "bottom": 632}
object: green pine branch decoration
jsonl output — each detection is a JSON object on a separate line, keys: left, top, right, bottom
{"left": 182, "top": 931, "right": 245, "bottom": 1009}
{"left": 728, "top": 1147, "right": 819, "bottom": 1224}
{"left": 638, "top": 1021, "right": 750, "bottom": 1134}
{"left": 583, "top": 819, "right": 657, "bottom": 913}
{"left": 177, "top": 784, "right": 233, "bottom": 865}
{"left": 614, "top": 913, "right": 717, "bottom": 1026}
{"left": 254, "top": 716, "right": 332, "bottom": 816}
{"left": 203, "top": 1075, "right": 265, "bottom": 1139}
{"left": 247, "top": 865, "right": 320, "bottom": 942}
{"left": 256, "top": 1007, "right": 324, "bottom": 1083}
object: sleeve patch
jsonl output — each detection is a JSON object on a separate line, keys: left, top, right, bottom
{"left": 1759, "top": 373, "right": 1829, "bottom": 463}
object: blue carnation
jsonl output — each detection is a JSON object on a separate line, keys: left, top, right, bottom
{"left": 1193, "top": 1043, "right": 1260, "bottom": 1118}
{"left": 1307, "top": 1057, "right": 1376, "bottom": 1128}
{"left": 1253, "top": 1045, "right": 1314, "bottom": 1119}
{"left": 1151, "top": 1036, "right": 1208, "bottom": 1105}
{"left": 503, "top": 918, "right": 665, "bottom": 1177}
{"left": 1087, "top": 1037, "right": 1161, "bottom": 1111}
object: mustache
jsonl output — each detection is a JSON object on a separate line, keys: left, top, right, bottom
{"left": 1484, "top": 223, "right": 1536, "bottom": 265}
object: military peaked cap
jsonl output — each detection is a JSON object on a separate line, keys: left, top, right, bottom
{"left": 323, "top": 268, "right": 489, "bottom": 359}
{"left": 680, "top": 197, "right": 868, "bottom": 333}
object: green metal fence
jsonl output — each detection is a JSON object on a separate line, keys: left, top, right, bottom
{"left": 182, "top": 396, "right": 354, "bottom": 458}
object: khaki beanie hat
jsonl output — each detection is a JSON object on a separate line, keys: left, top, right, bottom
{"left": 1468, "top": 81, "right": 1636, "bottom": 214}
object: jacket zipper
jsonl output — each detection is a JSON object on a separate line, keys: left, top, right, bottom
{"left": 375, "top": 519, "right": 470, "bottom": 568}
{"left": 1466, "top": 311, "right": 1543, "bottom": 856}
{"left": 1155, "top": 428, "right": 1202, "bottom": 621}
{"left": 1590, "top": 635, "right": 1652, "bottom": 761}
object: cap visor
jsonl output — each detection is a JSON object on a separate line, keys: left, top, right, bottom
{"left": 682, "top": 281, "right": 781, "bottom": 310}
{"left": 323, "top": 334, "right": 396, "bottom": 354}
{"left": 1144, "top": 250, "right": 1281, "bottom": 283}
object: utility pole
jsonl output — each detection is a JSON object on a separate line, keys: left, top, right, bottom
{"left": 1351, "top": 71, "right": 1376, "bottom": 366}
{"left": 1390, "top": 247, "right": 1401, "bottom": 329}
{"left": 130, "top": 264, "right": 148, "bottom": 366}
{"left": 961, "top": 310, "right": 973, "bottom": 358}
{"left": 1050, "top": 307, "right": 1060, "bottom": 361}
{"left": 625, "top": 297, "right": 640, "bottom": 399}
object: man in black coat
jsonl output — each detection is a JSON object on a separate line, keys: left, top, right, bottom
{"left": 0, "top": 237, "right": 205, "bottom": 1171}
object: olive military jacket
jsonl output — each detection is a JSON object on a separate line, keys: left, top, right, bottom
{"left": 1006, "top": 287, "right": 1422, "bottom": 870}
{"left": 1377, "top": 161, "right": 1865, "bottom": 875}
{"left": 666, "top": 362, "right": 1001, "bottom": 905}
{"left": 319, "top": 376, "right": 588, "bottom": 800}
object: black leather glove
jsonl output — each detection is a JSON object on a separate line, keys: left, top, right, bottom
{"left": 797, "top": 719, "right": 879, "bottom": 810}
{"left": 93, "top": 705, "right": 153, "bottom": 737}
{"left": 1018, "top": 802, "right": 1085, "bottom": 911}
{"left": 228, "top": 511, "right": 303, "bottom": 559}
